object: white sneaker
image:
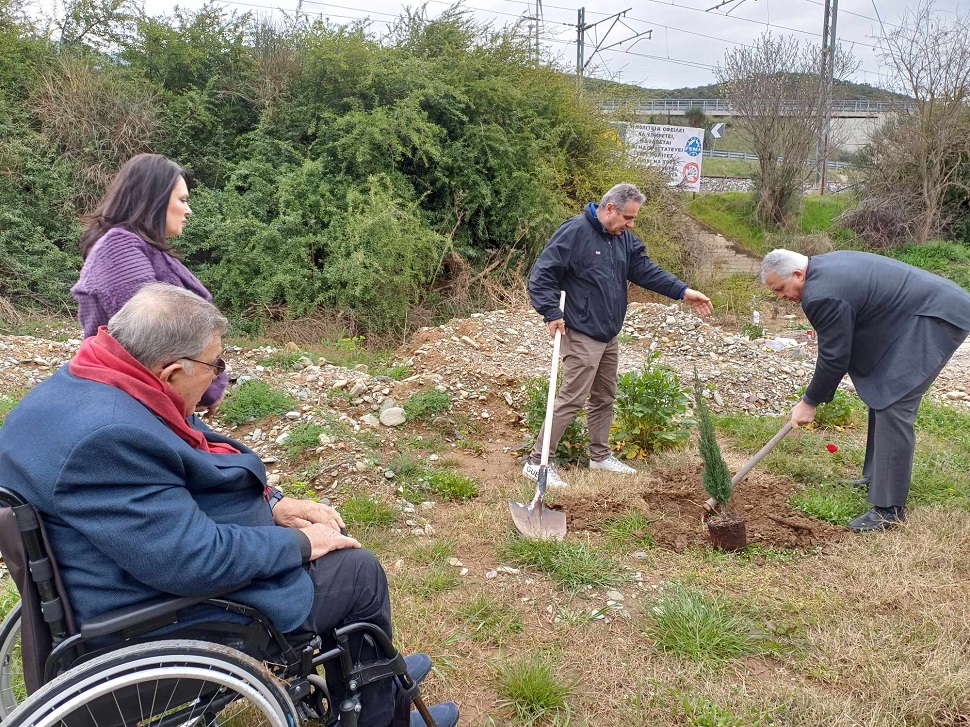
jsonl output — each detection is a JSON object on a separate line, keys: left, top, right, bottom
{"left": 522, "top": 460, "right": 569, "bottom": 488}
{"left": 589, "top": 454, "right": 637, "bottom": 475}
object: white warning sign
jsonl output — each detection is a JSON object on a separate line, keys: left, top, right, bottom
{"left": 626, "top": 124, "right": 705, "bottom": 192}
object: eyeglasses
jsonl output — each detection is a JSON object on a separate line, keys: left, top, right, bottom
{"left": 165, "top": 356, "right": 226, "bottom": 374}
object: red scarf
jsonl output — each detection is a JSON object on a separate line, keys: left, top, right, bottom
{"left": 70, "top": 328, "right": 239, "bottom": 455}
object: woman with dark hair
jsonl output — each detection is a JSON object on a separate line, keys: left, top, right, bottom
{"left": 71, "top": 154, "right": 228, "bottom": 409}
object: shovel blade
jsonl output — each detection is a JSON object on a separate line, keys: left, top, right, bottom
{"left": 508, "top": 499, "right": 567, "bottom": 540}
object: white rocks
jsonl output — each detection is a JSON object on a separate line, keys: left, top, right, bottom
{"left": 284, "top": 411, "right": 301, "bottom": 420}
{"left": 379, "top": 407, "right": 407, "bottom": 427}
{"left": 361, "top": 414, "right": 380, "bottom": 427}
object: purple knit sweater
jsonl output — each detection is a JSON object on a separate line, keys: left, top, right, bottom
{"left": 71, "top": 228, "right": 228, "bottom": 406}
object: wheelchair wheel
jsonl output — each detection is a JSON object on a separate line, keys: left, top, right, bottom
{"left": 2, "top": 638, "right": 299, "bottom": 727}
{"left": 0, "top": 602, "right": 23, "bottom": 718}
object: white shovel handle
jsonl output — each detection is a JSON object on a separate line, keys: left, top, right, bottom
{"left": 539, "top": 291, "right": 566, "bottom": 468}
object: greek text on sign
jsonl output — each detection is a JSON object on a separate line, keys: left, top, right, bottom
{"left": 625, "top": 123, "right": 705, "bottom": 192}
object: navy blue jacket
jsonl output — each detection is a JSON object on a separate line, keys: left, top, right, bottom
{"left": 0, "top": 366, "right": 313, "bottom": 633}
{"left": 529, "top": 204, "right": 688, "bottom": 342}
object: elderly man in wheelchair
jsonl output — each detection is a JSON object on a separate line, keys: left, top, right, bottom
{"left": 0, "top": 283, "right": 459, "bottom": 727}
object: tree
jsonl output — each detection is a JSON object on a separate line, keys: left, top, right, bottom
{"left": 693, "top": 370, "right": 732, "bottom": 509}
{"left": 846, "top": 2, "right": 970, "bottom": 246}
{"left": 716, "top": 33, "right": 855, "bottom": 228}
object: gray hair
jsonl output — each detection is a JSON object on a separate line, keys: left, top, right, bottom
{"left": 108, "top": 283, "right": 228, "bottom": 369}
{"left": 600, "top": 183, "right": 646, "bottom": 210}
{"left": 760, "top": 249, "right": 809, "bottom": 283}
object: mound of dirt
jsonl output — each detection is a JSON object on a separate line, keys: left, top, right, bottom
{"left": 554, "top": 465, "right": 846, "bottom": 551}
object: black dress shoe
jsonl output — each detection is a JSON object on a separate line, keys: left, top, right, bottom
{"left": 848, "top": 506, "right": 905, "bottom": 532}
{"left": 839, "top": 476, "right": 870, "bottom": 488}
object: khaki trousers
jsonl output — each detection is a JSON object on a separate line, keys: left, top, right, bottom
{"left": 530, "top": 328, "right": 618, "bottom": 464}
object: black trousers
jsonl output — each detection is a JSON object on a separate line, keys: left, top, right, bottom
{"left": 863, "top": 328, "right": 968, "bottom": 508}
{"left": 285, "top": 548, "right": 394, "bottom": 727}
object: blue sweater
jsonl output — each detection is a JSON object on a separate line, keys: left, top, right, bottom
{"left": 0, "top": 366, "right": 313, "bottom": 633}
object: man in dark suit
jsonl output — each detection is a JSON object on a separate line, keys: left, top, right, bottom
{"left": 0, "top": 284, "right": 458, "bottom": 727}
{"left": 760, "top": 249, "right": 970, "bottom": 531}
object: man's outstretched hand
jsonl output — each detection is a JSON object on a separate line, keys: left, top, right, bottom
{"left": 683, "top": 288, "right": 714, "bottom": 316}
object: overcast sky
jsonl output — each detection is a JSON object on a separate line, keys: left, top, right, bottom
{"left": 144, "top": 0, "right": 962, "bottom": 90}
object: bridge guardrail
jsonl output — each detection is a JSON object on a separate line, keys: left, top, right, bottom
{"left": 601, "top": 98, "right": 909, "bottom": 115}
{"left": 702, "top": 148, "right": 853, "bottom": 169}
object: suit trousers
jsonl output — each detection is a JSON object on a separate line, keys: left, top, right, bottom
{"left": 530, "top": 328, "right": 618, "bottom": 464}
{"left": 863, "top": 329, "right": 968, "bottom": 508}
{"left": 285, "top": 547, "right": 394, "bottom": 727}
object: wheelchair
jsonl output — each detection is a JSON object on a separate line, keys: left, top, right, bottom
{"left": 0, "top": 486, "right": 450, "bottom": 727}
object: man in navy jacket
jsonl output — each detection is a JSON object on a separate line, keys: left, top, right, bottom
{"left": 0, "top": 284, "right": 458, "bottom": 727}
{"left": 761, "top": 248, "right": 970, "bottom": 531}
{"left": 524, "top": 183, "right": 713, "bottom": 487}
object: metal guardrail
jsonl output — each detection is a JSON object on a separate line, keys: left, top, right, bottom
{"left": 702, "top": 148, "right": 853, "bottom": 169}
{"left": 602, "top": 98, "right": 908, "bottom": 115}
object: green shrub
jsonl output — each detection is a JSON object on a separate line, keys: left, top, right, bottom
{"left": 218, "top": 380, "right": 297, "bottom": 425}
{"left": 520, "top": 374, "right": 588, "bottom": 465}
{"left": 403, "top": 388, "right": 452, "bottom": 421}
{"left": 611, "top": 353, "right": 693, "bottom": 459}
{"left": 800, "top": 388, "right": 865, "bottom": 429}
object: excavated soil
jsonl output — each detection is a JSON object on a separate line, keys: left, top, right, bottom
{"left": 553, "top": 464, "right": 845, "bottom": 551}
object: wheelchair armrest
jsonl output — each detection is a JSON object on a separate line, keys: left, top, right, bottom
{"left": 79, "top": 582, "right": 252, "bottom": 640}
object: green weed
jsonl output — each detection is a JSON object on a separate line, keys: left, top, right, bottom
{"left": 458, "top": 594, "right": 524, "bottom": 646}
{"left": 739, "top": 322, "right": 764, "bottom": 340}
{"left": 679, "top": 693, "right": 760, "bottom": 727}
{"left": 403, "top": 389, "right": 452, "bottom": 421}
{"left": 390, "top": 453, "right": 479, "bottom": 501}
{"left": 803, "top": 388, "right": 866, "bottom": 429}
{"left": 498, "top": 537, "right": 630, "bottom": 594}
{"left": 788, "top": 483, "right": 865, "bottom": 524}
{"left": 339, "top": 496, "right": 397, "bottom": 527}
{"left": 644, "top": 584, "right": 774, "bottom": 665}
{"left": 282, "top": 422, "right": 329, "bottom": 457}
{"left": 218, "top": 381, "right": 297, "bottom": 426}
{"left": 258, "top": 349, "right": 306, "bottom": 368}
{"left": 612, "top": 353, "right": 693, "bottom": 459}
{"left": 494, "top": 657, "right": 576, "bottom": 726}
{"left": 0, "top": 389, "right": 27, "bottom": 426}
{"left": 602, "top": 510, "right": 654, "bottom": 550}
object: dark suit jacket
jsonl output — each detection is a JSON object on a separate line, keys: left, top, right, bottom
{"left": 0, "top": 366, "right": 313, "bottom": 632}
{"left": 802, "top": 251, "right": 970, "bottom": 410}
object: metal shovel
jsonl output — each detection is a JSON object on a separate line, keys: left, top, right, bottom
{"left": 509, "top": 291, "right": 568, "bottom": 540}
{"left": 703, "top": 421, "right": 793, "bottom": 513}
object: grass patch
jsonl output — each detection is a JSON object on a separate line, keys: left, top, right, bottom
{"left": 0, "top": 389, "right": 28, "bottom": 426}
{"left": 403, "top": 388, "right": 452, "bottom": 421}
{"left": 282, "top": 422, "right": 329, "bottom": 457}
{"left": 494, "top": 656, "right": 576, "bottom": 726}
{"left": 218, "top": 380, "right": 297, "bottom": 426}
{"left": 688, "top": 191, "right": 856, "bottom": 255}
{"left": 389, "top": 453, "right": 479, "bottom": 501}
{"left": 457, "top": 594, "right": 524, "bottom": 646}
{"left": 644, "top": 584, "right": 776, "bottom": 665}
{"left": 701, "top": 157, "right": 758, "bottom": 178}
{"left": 891, "top": 240, "right": 970, "bottom": 293}
{"left": 258, "top": 349, "right": 307, "bottom": 369}
{"left": 602, "top": 510, "right": 654, "bottom": 550}
{"left": 339, "top": 495, "right": 397, "bottom": 527}
{"left": 788, "top": 483, "right": 866, "bottom": 524}
{"left": 498, "top": 537, "right": 630, "bottom": 594}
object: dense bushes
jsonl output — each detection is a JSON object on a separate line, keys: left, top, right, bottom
{"left": 0, "top": 3, "right": 671, "bottom": 329}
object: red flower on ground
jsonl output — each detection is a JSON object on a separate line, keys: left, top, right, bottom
{"left": 826, "top": 443, "right": 838, "bottom": 453}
